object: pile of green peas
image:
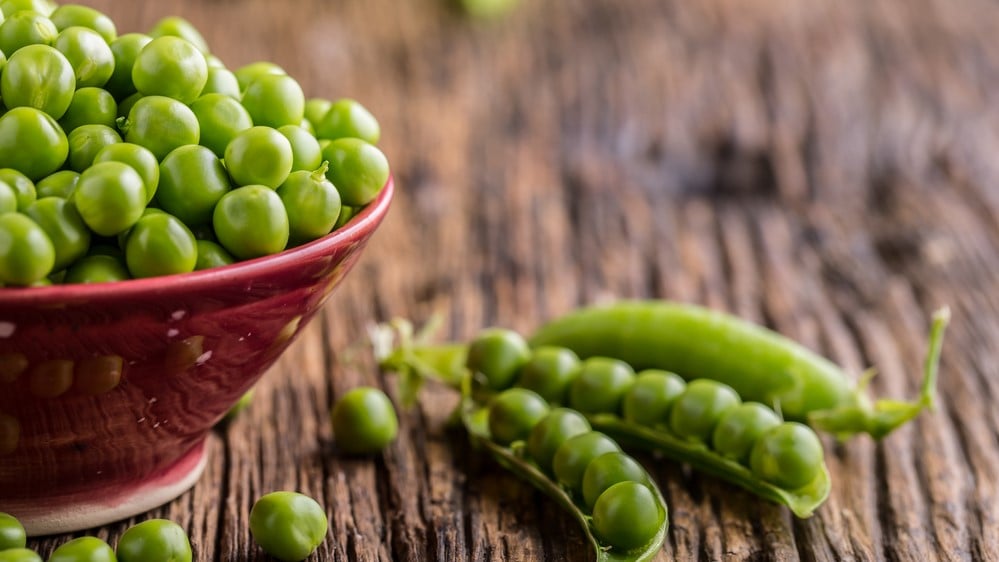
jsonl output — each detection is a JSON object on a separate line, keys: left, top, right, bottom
{"left": 0, "top": 0, "right": 390, "bottom": 287}
{"left": 467, "top": 328, "right": 826, "bottom": 493}
{"left": 0, "top": 512, "right": 192, "bottom": 562}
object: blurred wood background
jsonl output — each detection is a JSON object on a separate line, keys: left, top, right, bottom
{"left": 28, "top": 0, "right": 999, "bottom": 559}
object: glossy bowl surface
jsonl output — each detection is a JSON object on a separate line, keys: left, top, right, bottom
{"left": 0, "top": 179, "right": 393, "bottom": 535}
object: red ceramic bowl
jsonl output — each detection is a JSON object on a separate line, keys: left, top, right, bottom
{"left": 0, "top": 179, "right": 393, "bottom": 536}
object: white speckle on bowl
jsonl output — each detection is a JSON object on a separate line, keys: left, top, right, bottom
{"left": 137, "top": 417, "right": 146, "bottom": 424}
{"left": 195, "top": 351, "right": 213, "bottom": 365}
{"left": 0, "top": 322, "right": 15, "bottom": 338}
{"left": 153, "top": 422, "right": 161, "bottom": 429}
{"left": 170, "top": 310, "right": 187, "bottom": 321}
{"left": 148, "top": 397, "right": 158, "bottom": 404}
{"left": 167, "top": 329, "right": 179, "bottom": 337}
{"left": 237, "top": 337, "right": 245, "bottom": 342}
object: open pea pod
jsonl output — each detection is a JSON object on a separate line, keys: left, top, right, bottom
{"left": 585, "top": 413, "right": 830, "bottom": 518}
{"left": 460, "top": 392, "right": 669, "bottom": 562}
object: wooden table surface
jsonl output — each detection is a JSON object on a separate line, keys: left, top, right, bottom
{"left": 25, "top": 0, "right": 999, "bottom": 560}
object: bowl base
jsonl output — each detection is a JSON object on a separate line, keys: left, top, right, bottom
{"left": 12, "top": 441, "right": 207, "bottom": 537}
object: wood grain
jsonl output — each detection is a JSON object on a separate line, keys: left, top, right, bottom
{"left": 24, "top": 0, "right": 999, "bottom": 559}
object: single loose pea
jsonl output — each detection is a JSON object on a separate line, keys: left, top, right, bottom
{"left": 212, "top": 185, "right": 289, "bottom": 259}
{"left": 567, "top": 357, "right": 635, "bottom": 414}
{"left": 0, "top": 108, "right": 68, "bottom": 181}
{"left": 189, "top": 93, "right": 253, "bottom": 157}
{"left": 48, "top": 537, "right": 116, "bottom": 562}
{"left": 331, "top": 386, "right": 398, "bottom": 454}
{"left": 622, "top": 370, "right": 686, "bottom": 427}
{"left": 0, "top": 511, "right": 26, "bottom": 550}
{"left": 35, "top": 171, "right": 80, "bottom": 199}
{"left": 0, "top": 213, "right": 54, "bottom": 285}
{"left": 0, "top": 169, "right": 35, "bottom": 210}
{"left": 526, "top": 408, "right": 591, "bottom": 472}
{"left": 581, "top": 451, "right": 648, "bottom": 511}
{"left": 49, "top": 4, "right": 116, "bottom": 43}
{"left": 116, "top": 519, "right": 192, "bottom": 562}
{"left": 487, "top": 388, "right": 549, "bottom": 446}
{"left": 241, "top": 73, "right": 305, "bottom": 128}
{"left": 277, "top": 125, "right": 323, "bottom": 172}
{"left": 67, "top": 124, "right": 121, "bottom": 172}
{"left": 195, "top": 239, "right": 235, "bottom": 270}
{"left": 74, "top": 161, "right": 146, "bottom": 236}
{"left": 465, "top": 328, "right": 531, "bottom": 391}
{"left": 250, "top": 492, "right": 327, "bottom": 562}
{"left": 64, "top": 253, "right": 129, "bottom": 283}
{"left": 200, "top": 66, "right": 240, "bottom": 99}
{"left": 157, "top": 144, "right": 231, "bottom": 226}
{"left": 0, "top": 548, "right": 42, "bottom": 562}
{"left": 53, "top": 26, "right": 114, "bottom": 88}
{"left": 0, "top": 44, "right": 75, "bottom": 119}
{"left": 322, "top": 138, "right": 390, "bottom": 207}
{"left": 125, "top": 212, "right": 197, "bottom": 278}
{"left": 234, "top": 61, "right": 285, "bottom": 90}
{"left": 315, "top": 98, "right": 380, "bottom": 144}
{"left": 105, "top": 33, "right": 151, "bottom": 99}
{"left": 149, "top": 16, "right": 209, "bottom": 54}
{"left": 514, "top": 346, "right": 580, "bottom": 404}
{"left": 224, "top": 126, "right": 294, "bottom": 189}
{"left": 668, "top": 379, "right": 742, "bottom": 442}
{"left": 123, "top": 95, "right": 200, "bottom": 161}
{"left": 59, "top": 86, "right": 118, "bottom": 132}
{"left": 591, "top": 481, "right": 661, "bottom": 551}
{"left": 277, "top": 166, "right": 342, "bottom": 246}
{"left": 712, "top": 402, "right": 783, "bottom": 463}
{"left": 132, "top": 36, "right": 208, "bottom": 103}
{"left": 92, "top": 143, "right": 160, "bottom": 203}
{"left": 750, "top": 422, "right": 825, "bottom": 490}
{"left": 0, "top": 12, "right": 57, "bottom": 55}
{"left": 552, "top": 431, "right": 621, "bottom": 492}
{"left": 23, "top": 196, "right": 90, "bottom": 271}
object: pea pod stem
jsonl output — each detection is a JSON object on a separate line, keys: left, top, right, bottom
{"left": 458, "top": 378, "right": 668, "bottom": 562}
{"left": 529, "top": 301, "right": 951, "bottom": 440}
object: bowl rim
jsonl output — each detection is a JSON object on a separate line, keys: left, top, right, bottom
{"left": 0, "top": 177, "right": 394, "bottom": 305}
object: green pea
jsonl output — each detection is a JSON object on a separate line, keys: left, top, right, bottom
{"left": 0, "top": 108, "right": 67, "bottom": 180}
{"left": 117, "top": 91, "right": 142, "bottom": 119}
{"left": 277, "top": 166, "right": 342, "bottom": 246}
{"left": 224, "top": 389, "right": 254, "bottom": 419}
{"left": 668, "top": 379, "right": 742, "bottom": 442}
{"left": 189, "top": 93, "right": 253, "bottom": 157}
{"left": 512, "top": 347, "right": 577, "bottom": 404}
{"left": 567, "top": 357, "right": 635, "bottom": 414}
{"left": 525, "top": 408, "right": 590, "bottom": 472}
{"left": 48, "top": 536, "right": 115, "bottom": 562}
{"left": 712, "top": 402, "right": 783, "bottom": 463}
{"left": 277, "top": 125, "right": 323, "bottom": 172}
{"left": 487, "top": 388, "right": 549, "bottom": 446}
{"left": 49, "top": 4, "right": 116, "bottom": 43}
{"left": 581, "top": 451, "right": 648, "bottom": 511}
{"left": 0, "top": 212, "right": 54, "bottom": 285}
{"left": 250, "top": 492, "right": 327, "bottom": 562}
{"left": 123, "top": 95, "right": 200, "bottom": 161}
{"left": 322, "top": 138, "right": 390, "bottom": 207}
{"left": 212, "top": 185, "right": 289, "bottom": 259}
{"left": 0, "top": 169, "right": 35, "bottom": 210}
{"left": 64, "top": 253, "right": 128, "bottom": 283}
{"left": 205, "top": 54, "right": 225, "bottom": 69}
{"left": 621, "top": 369, "right": 686, "bottom": 427}
{"left": 149, "top": 16, "right": 209, "bottom": 54}
{"left": 35, "top": 171, "right": 80, "bottom": 199}
{"left": 67, "top": 124, "right": 121, "bottom": 172}
{"left": 200, "top": 66, "right": 240, "bottom": 99}
{"left": 315, "top": 98, "right": 380, "bottom": 144}
{"left": 105, "top": 33, "right": 151, "bottom": 99}
{"left": 465, "top": 328, "right": 531, "bottom": 391}
{"left": 0, "top": 511, "right": 26, "bottom": 550}
{"left": 1, "top": 0, "right": 55, "bottom": 17}
{"left": 241, "top": 73, "right": 305, "bottom": 128}
{"left": 234, "top": 61, "right": 285, "bottom": 90}
{"left": 59, "top": 86, "right": 118, "bottom": 132}
{"left": 333, "top": 205, "right": 356, "bottom": 229}
{"left": 552, "top": 431, "right": 621, "bottom": 492}
{"left": 23, "top": 197, "right": 90, "bottom": 271}
{"left": 0, "top": 12, "right": 57, "bottom": 55}
{"left": 331, "top": 386, "right": 398, "bottom": 454}
{"left": 224, "top": 126, "right": 294, "bottom": 189}
{"left": 194, "top": 239, "right": 235, "bottom": 270}
{"left": 1, "top": 44, "right": 75, "bottom": 119}
{"left": 750, "top": 422, "right": 825, "bottom": 490}
{"left": 116, "top": 519, "right": 192, "bottom": 562}
{"left": 125, "top": 212, "right": 197, "bottom": 278}
{"left": 0, "top": 181, "right": 15, "bottom": 214}
{"left": 0, "top": 549, "right": 42, "bottom": 562}
{"left": 591, "top": 481, "right": 661, "bottom": 551}
{"left": 53, "top": 26, "right": 114, "bottom": 88}
{"left": 73, "top": 161, "right": 146, "bottom": 236}
{"left": 92, "top": 142, "right": 159, "bottom": 203}
{"left": 303, "top": 98, "right": 332, "bottom": 126}
{"left": 157, "top": 144, "right": 231, "bottom": 226}
{"left": 300, "top": 118, "right": 315, "bottom": 137}
{"left": 132, "top": 36, "right": 207, "bottom": 103}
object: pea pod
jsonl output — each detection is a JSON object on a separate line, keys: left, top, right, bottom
{"left": 529, "top": 301, "right": 949, "bottom": 440}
